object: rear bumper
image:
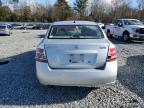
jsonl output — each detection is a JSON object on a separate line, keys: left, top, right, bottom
{"left": 36, "top": 61, "right": 117, "bottom": 87}
{"left": 0, "top": 30, "right": 10, "bottom": 35}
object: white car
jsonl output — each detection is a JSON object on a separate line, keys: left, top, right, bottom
{"left": 12, "top": 24, "right": 24, "bottom": 29}
{"left": 0, "top": 25, "right": 11, "bottom": 36}
{"left": 98, "top": 23, "right": 105, "bottom": 28}
{"left": 35, "top": 21, "right": 117, "bottom": 87}
{"left": 25, "top": 24, "right": 36, "bottom": 29}
{"left": 105, "top": 19, "right": 144, "bottom": 41}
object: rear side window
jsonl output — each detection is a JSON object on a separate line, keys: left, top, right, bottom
{"left": 0, "top": 26, "right": 6, "bottom": 29}
{"left": 48, "top": 25, "right": 104, "bottom": 39}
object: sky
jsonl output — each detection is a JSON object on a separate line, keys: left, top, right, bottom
{"left": 35, "top": 0, "right": 74, "bottom": 5}
{"left": 36, "top": 0, "right": 111, "bottom": 5}
{"left": 35, "top": 0, "right": 138, "bottom": 7}
{"left": 1, "top": 0, "right": 138, "bottom": 8}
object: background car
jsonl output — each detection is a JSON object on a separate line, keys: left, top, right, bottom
{"left": 97, "top": 23, "right": 105, "bottom": 29}
{"left": 25, "top": 24, "right": 36, "bottom": 29}
{"left": 43, "top": 24, "right": 51, "bottom": 29}
{"left": 0, "top": 25, "right": 11, "bottom": 36}
{"left": 5, "top": 24, "right": 13, "bottom": 30}
{"left": 12, "top": 24, "right": 25, "bottom": 29}
{"left": 32, "top": 24, "right": 44, "bottom": 30}
{"left": 32, "top": 23, "right": 51, "bottom": 30}
{"left": 105, "top": 19, "right": 144, "bottom": 41}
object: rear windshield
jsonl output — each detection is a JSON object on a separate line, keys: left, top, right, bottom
{"left": 0, "top": 26, "right": 6, "bottom": 29}
{"left": 48, "top": 25, "right": 104, "bottom": 39}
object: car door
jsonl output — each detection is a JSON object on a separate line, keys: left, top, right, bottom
{"left": 114, "top": 20, "right": 124, "bottom": 37}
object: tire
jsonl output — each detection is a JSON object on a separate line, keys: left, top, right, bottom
{"left": 107, "top": 30, "right": 112, "bottom": 38}
{"left": 122, "top": 32, "right": 130, "bottom": 42}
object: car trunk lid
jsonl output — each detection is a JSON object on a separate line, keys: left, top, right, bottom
{"left": 44, "top": 39, "right": 109, "bottom": 69}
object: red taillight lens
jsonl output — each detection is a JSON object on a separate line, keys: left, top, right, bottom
{"left": 107, "top": 47, "right": 117, "bottom": 62}
{"left": 35, "top": 48, "right": 48, "bottom": 63}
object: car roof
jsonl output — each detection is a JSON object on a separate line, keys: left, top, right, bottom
{"left": 52, "top": 21, "right": 98, "bottom": 26}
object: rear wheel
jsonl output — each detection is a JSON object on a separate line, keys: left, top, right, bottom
{"left": 107, "top": 30, "right": 112, "bottom": 38}
{"left": 123, "top": 32, "right": 130, "bottom": 42}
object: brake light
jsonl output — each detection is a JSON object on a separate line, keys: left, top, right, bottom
{"left": 107, "top": 47, "right": 117, "bottom": 62}
{"left": 35, "top": 48, "right": 48, "bottom": 63}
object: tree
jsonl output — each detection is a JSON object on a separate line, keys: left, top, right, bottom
{"left": 43, "top": 5, "right": 54, "bottom": 22}
{"left": 0, "top": 6, "right": 12, "bottom": 21}
{"left": 10, "top": 12, "right": 17, "bottom": 21}
{"left": 0, "top": 0, "right": 2, "bottom": 7}
{"left": 138, "top": 0, "right": 144, "bottom": 10}
{"left": 90, "top": 0, "right": 135, "bottom": 23}
{"left": 54, "top": 0, "right": 72, "bottom": 21}
{"left": 33, "top": 4, "right": 45, "bottom": 22}
{"left": 109, "top": 0, "right": 132, "bottom": 21}
{"left": 0, "top": 0, "right": 144, "bottom": 23}
{"left": 74, "top": 0, "right": 88, "bottom": 19}
{"left": 91, "top": 0, "right": 109, "bottom": 22}
{"left": 19, "top": 6, "right": 33, "bottom": 22}
{"left": 138, "top": 0, "right": 144, "bottom": 19}
{"left": 1, "top": 0, "right": 19, "bottom": 6}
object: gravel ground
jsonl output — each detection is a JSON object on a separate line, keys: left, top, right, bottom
{"left": 0, "top": 30, "right": 144, "bottom": 108}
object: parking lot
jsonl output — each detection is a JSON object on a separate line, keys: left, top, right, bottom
{"left": 0, "top": 30, "right": 144, "bottom": 108}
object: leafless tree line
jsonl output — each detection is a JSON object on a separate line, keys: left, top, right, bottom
{"left": 0, "top": 0, "right": 144, "bottom": 22}
{"left": 90, "top": 0, "right": 144, "bottom": 22}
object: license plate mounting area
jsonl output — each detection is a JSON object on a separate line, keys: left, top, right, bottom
{"left": 69, "top": 54, "right": 84, "bottom": 63}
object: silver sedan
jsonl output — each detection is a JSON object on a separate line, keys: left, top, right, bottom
{"left": 35, "top": 21, "right": 117, "bottom": 87}
{"left": 0, "top": 25, "right": 11, "bottom": 36}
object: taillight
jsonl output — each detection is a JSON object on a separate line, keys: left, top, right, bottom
{"left": 107, "top": 47, "right": 117, "bottom": 62}
{"left": 35, "top": 48, "right": 48, "bottom": 63}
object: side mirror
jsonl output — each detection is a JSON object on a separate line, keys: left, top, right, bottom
{"left": 101, "top": 26, "right": 105, "bottom": 29}
{"left": 118, "top": 23, "right": 123, "bottom": 27}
